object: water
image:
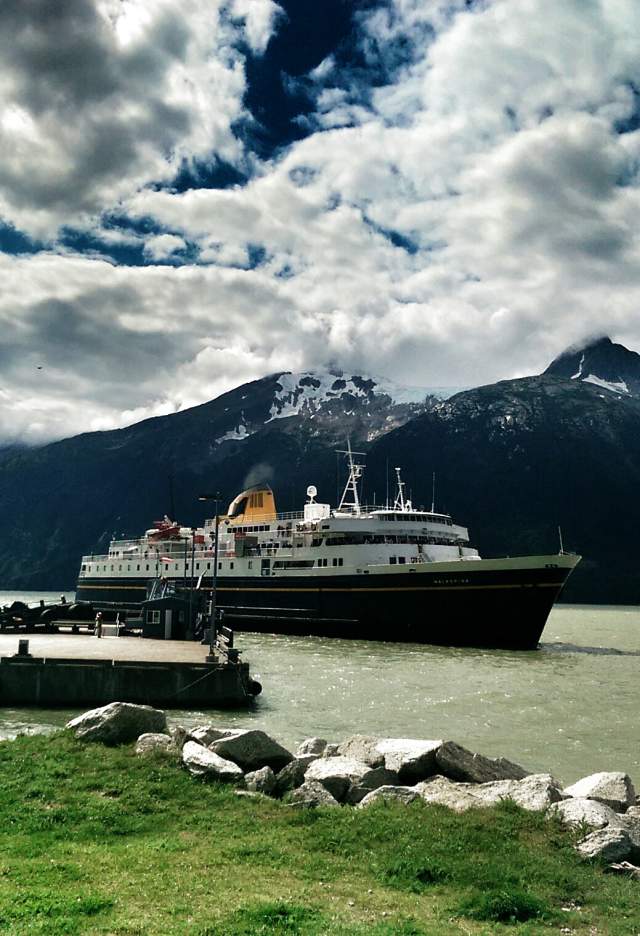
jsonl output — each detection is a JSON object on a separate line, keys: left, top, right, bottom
{"left": 1, "top": 592, "right": 638, "bottom": 784}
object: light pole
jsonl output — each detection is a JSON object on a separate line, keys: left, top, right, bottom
{"left": 198, "top": 493, "right": 221, "bottom": 661}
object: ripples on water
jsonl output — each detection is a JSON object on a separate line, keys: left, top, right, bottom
{"left": 0, "top": 593, "right": 638, "bottom": 783}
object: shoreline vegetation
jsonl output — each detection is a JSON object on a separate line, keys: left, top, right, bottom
{"left": 1, "top": 706, "right": 639, "bottom": 935}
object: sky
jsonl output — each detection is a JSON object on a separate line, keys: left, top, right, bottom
{"left": 2, "top": 0, "right": 640, "bottom": 443}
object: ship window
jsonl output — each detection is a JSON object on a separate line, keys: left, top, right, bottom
{"left": 332, "top": 557, "right": 338, "bottom": 566}
{"left": 207, "top": 562, "right": 211, "bottom": 570}
{"left": 81, "top": 564, "right": 86, "bottom": 571}
{"left": 146, "top": 564, "right": 149, "bottom": 571}
{"left": 218, "top": 562, "right": 222, "bottom": 570}
{"left": 338, "top": 557, "right": 343, "bottom": 566}
{"left": 165, "top": 564, "right": 169, "bottom": 571}
{"left": 111, "top": 565, "right": 114, "bottom": 571}
{"left": 196, "top": 563, "right": 200, "bottom": 570}
{"left": 248, "top": 560, "right": 253, "bottom": 569}
{"left": 148, "top": 610, "right": 161, "bottom": 625}
{"left": 230, "top": 562, "right": 234, "bottom": 570}
{"left": 399, "top": 556, "right": 406, "bottom": 564}
{"left": 119, "top": 564, "right": 122, "bottom": 571}
{"left": 390, "top": 556, "right": 397, "bottom": 564}
{"left": 136, "top": 564, "right": 140, "bottom": 571}
{"left": 127, "top": 565, "right": 130, "bottom": 571}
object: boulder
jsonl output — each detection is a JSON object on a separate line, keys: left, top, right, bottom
{"left": 245, "top": 766, "right": 277, "bottom": 796}
{"left": 576, "top": 827, "right": 633, "bottom": 862}
{"left": 66, "top": 702, "right": 167, "bottom": 745}
{"left": 435, "top": 741, "right": 528, "bottom": 783}
{"left": 550, "top": 797, "right": 620, "bottom": 829}
{"left": 563, "top": 772, "right": 636, "bottom": 812}
{"left": 346, "top": 767, "right": 400, "bottom": 805}
{"left": 323, "top": 743, "right": 340, "bottom": 757}
{"left": 188, "top": 725, "right": 232, "bottom": 747}
{"left": 295, "top": 737, "right": 328, "bottom": 757}
{"left": 304, "top": 756, "right": 395, "bottom": 803}
{"left": 615, "top": 815, "right": 640, "bottom": 862}
{"left": 504, "top": 774, "right": 564, "bottom": 811}
{"left": 466, "top": 774, "right": 562, "bottom": 812}
{"left": 274, "top": 755, "right": 319, "bottom": 798}
{"left": 627, "top": 806, "right": 640, "bottom": 820}
{"left": 415, "top": 775, "right": 481, "bottom": 813}
{"left": 208, "top": 729, "right": 293, "bottom": 772}
{"left": 337, "top": 735, "right": 385, "bottom": 767}
{"left": 375, "top": 738, "right": 442, "bottom": 783}
{"left": 181, "top": 741, "right": 244, "bottom": 782}
{"left": 357, "top": 786, "right": 422, "bottom": 808}
{"left": 288, "top": 780, "right": 340, "bottom": 808}
{"left": 169, "top": 725, "right": 188, "bottom": 750}
{"left": 135, "top": 733, "right": 176, "bottom": 756}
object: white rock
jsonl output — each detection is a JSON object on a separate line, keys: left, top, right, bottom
{"left": 375, "top": 738, "right": 442, "bottom": 783}
{"left": 563, "top": 772, "right": 636, "bottom": 812}
{"left": 66, "top": 702, "right": 167, "bottom": 745}
{"left": 295, "top": 737, "right": 328, "bottom": 757}
{"left": 288, "top": 780, "right": 340, "bottom": 808}
{"left": 209, "top": 729, "right": 293, "bottom": 772}
{"left": 305, "top": 756, "right": 394, "bottom": 803}
{"left": 181, "top": 741, "right": 244, "bottom": 782}
{"left": 627, "top": 805, "right": 640, "bottom": 820}
{"left": 337, "top": 735, "right": 385, "bottom": 767}
{"left": 357, "top": 786, "right": 422, "bottom": 808}
{"left": 135, "top": 733, "right": 175, "bottom": 756}
{"left": 576, "top": 827, "right": 633, "bottom": 862}
{"left": 551, "top": 798, "right": 620, "bottom": 829}
{"left": 513, "top": 774, "right": 564, "bottom": 811}
{"left": 244, "top": 766, "right": 277, "bottom": 796}
{"left": 415, "top": 775, "right": 481, "bottom": 813}
{"left": 187, "top": 725, "right": 232, "bottom": 747}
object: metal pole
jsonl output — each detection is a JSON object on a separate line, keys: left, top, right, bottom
{"left": 210, "top": 500, "right": 220, "bottom": 658}
{"left": 188, "top": 528, "right": 195, "bottom": 632}
{"left": 198, "top": 493, "right": 221, "bottom": 662}
{"left": 183, "top": 537, "right": 187, "bottom": 589}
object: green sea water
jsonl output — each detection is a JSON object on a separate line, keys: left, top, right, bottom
{"left": 1, "top": 592, "right": 638, "bottom": 784}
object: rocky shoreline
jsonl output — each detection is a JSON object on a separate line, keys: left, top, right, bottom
{"left": 66, "top": 702, "right": 640, "bottom": 872}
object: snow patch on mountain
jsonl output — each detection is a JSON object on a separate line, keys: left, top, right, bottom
{"left": 216, "top": 422, "right": 254, "bottom": 443}
{"left": 266, "top": 372, "right": 449, "bottom": 422}
{"left": 583, "top": 374, "right": 628, "bottom": 394}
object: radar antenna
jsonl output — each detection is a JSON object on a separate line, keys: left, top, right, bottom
{"left": 336, "top": 440, "right": 366, "bottom": 514}
{"left": 306, "top": 484, "right": 317, "bottom": 503}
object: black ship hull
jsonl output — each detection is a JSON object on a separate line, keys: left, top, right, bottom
{"left": 76, "top": 556, "right": 578, "bottom": 650}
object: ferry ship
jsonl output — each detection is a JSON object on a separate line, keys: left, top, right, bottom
{"left": 76, "top": 450, "right": 580, "bottom": 649}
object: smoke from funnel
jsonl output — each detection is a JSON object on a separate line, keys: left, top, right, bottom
{"left": 242, "top": 462, "right": 274, "bottom": 489}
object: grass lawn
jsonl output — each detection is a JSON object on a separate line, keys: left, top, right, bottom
{"left": 0, "top": 733, "right": 637, "bottom": 935}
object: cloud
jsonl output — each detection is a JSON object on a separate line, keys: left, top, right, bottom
{"left": 3, "top": 0, "right": 640, "bottom": 442}
{"left": 143, "top": 233, "right": 187, "bottom": 260}
{"left": 0, "top": 0, "right": 261, "bottom": 238}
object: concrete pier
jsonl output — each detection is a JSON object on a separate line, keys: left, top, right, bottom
{"left": 0, "top": 634, "right": 261, "bottom": 709}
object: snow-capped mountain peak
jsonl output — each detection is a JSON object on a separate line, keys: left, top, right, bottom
{"left": 543, "top": 336, "right": 640, "bottom": 396}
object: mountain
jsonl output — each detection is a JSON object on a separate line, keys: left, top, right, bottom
{"left": 0, "top": 371, "right": 437, "bottom": 588}
{"left": 544, "top": 335, "right": 640, "bottom": 397}
{"left": 366, "top": 373, "right": 640, "bottom": 603}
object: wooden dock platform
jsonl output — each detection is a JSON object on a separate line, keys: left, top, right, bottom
{"left": 0, "top": 634, "right": 261, "bottom": 709}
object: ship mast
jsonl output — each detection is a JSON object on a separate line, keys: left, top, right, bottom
{"left": 393, "top": 467, "right": 407, "bottom": 511}
{"left": 337, "top": 441, "right": 366, "bottom": 514}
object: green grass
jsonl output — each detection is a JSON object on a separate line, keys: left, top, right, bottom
{"left": 0, "top": 733, "right": 638, "bottom": 934}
